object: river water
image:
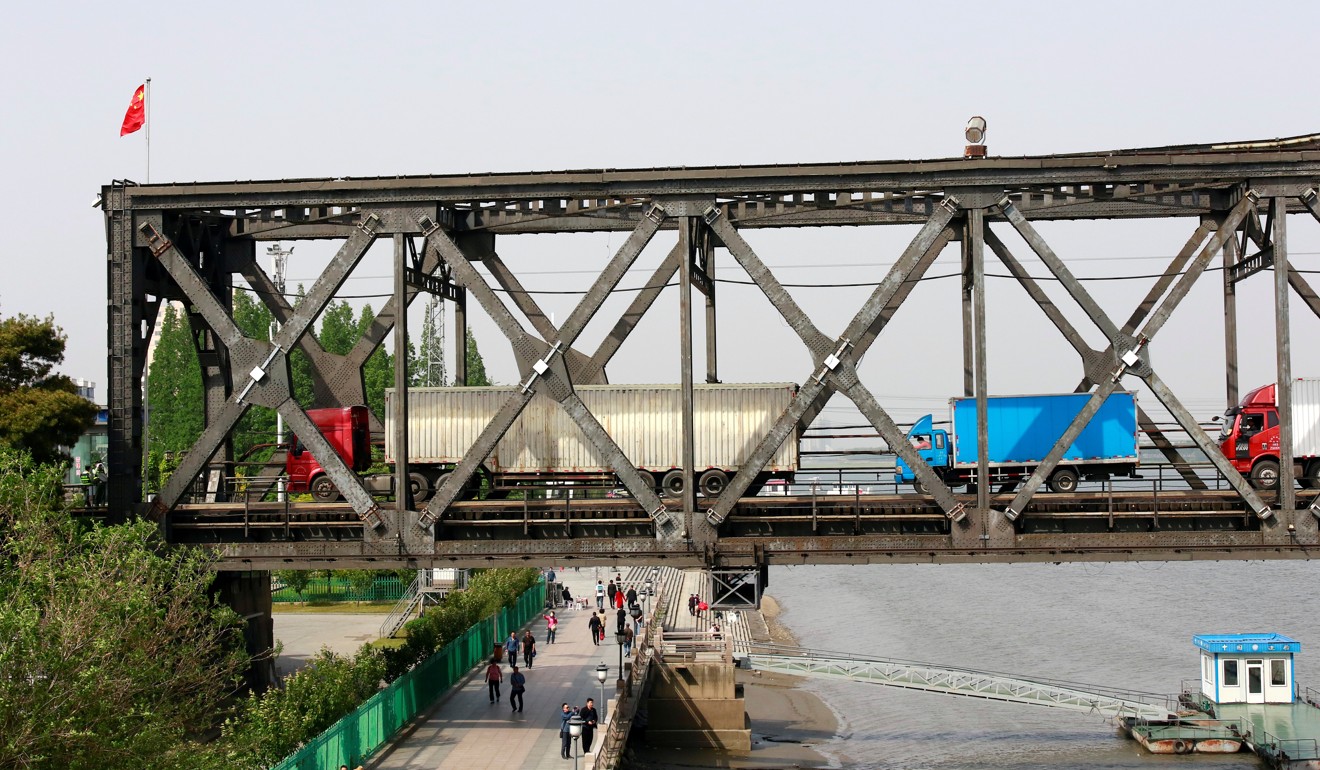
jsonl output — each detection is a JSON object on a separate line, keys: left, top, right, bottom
{"left": 768, "top": 559, "right": 1320, "bottom": 769}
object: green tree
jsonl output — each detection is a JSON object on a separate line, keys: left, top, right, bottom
{"left": 341, "top": 569, "right": 376, "bottom": 603}
{"left": 274, "top": 569, "right": 313, "bottom": 602}
{"left": 145, "top": 305, "right": 204, "bottom": 490}
{"left": 462, "top": 331, "right": 491, "bottom": 386}
{"left": 0, "top": 312, "right": 98, "bottom": 464}
{"left": 0, "top": 445, "right": 248, "bottom": 770}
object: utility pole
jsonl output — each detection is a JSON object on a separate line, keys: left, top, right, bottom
{"left": 267, "top": 243, "right": 292, "bottom": 501}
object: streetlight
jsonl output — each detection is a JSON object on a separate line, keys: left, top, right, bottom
{"left": 568, "top": 713, "right": 584, "bottom": 770}
{"left": 595, "top": 662, "right": 609, "bottom": 720}
{"left": 964, "top": 115, "right": 988, "bottom": 159}
{"left": 615, "top": 631, "right": 629, "bottom": 687}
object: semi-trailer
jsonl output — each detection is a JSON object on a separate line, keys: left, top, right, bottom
{"left": 1215, "top": 378, "right": 1320, "bottom": 489}
{"left": 285, "top": 383, "right": 801, "bottom": 502}
{"left": 894, "top": 392, "right": 1140, "bottom": 494}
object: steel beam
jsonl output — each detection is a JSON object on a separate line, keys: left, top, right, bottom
{"left": 705, "top": 202, "right": 963, "bottom": 524}
{"left": 679, "top": 218, "right": 698, "bottom": 534}
{"left": 1223, "top": 219, "right": 1240, "bottom": 408}
{"left": 393, "top": 234, "right": 412, "bottom": 514}
{"left": 417, "top": 210, "right": 678, "bottom": 538}
{"left": 1273, "top": 198, "right": 1295, "bottom": 514}
{"left": 970, "top": 208, "right": 990, "bottom": 517}
{"left": 582, "top": 242, "right": 681, "bottom": 382}
{"left": 703, "top": 230, "right": 719, "bottom": 384}
{"left": 482, "top": 252, "right": 601, "bottom": 385}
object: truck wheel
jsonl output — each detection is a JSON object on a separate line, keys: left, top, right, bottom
{"left": 636, "top": 470, "right": 657, "bottom": 495}
{"left": 311, "top": 475, "right": 340, "bottom": 503}
{"left": 661, "top": 470, "right": 685, "bottom": 498}
{"left": 1250, "top": 459, "right": 1280, "bottom": 490}
{"left": 1047, "top": 468, "right": 1079, "bottom": 493}
{"left": 1301, "top": 460, "right": 1320, "bottom": 490}
{"left": 912, "top": 479, "right": 928, "bottom": 495}
{"left": 409, "top": 472, "right": 432, "bottom": 504}
{"left": 699, "top": 470, "right": 728, "bottom": 498}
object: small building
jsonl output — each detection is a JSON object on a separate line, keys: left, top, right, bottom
{"left": 1194, "top": 633, "right": 1298, "bottom": 705}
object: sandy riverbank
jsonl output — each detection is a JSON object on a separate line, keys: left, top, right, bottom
{"left": 624, "top": 594, "right": 840, "bottom": 769}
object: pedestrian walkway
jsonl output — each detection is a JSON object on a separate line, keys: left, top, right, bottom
{"left": 368, "top": 568, "right": 632, "bottom": 770}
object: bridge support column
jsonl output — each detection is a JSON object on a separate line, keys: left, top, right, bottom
{"left": 646, "top": 661, "right": 750, "bottom": 750}
{"left": 214, "top": 570, "right": 276, "bottom": 692}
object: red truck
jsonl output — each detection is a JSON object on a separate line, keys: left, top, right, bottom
{"left": 1216, "top": 378, "right": 1320, "bottom": 489}
{"left": 285, "top": 406, "right": 377, "bottom": 500}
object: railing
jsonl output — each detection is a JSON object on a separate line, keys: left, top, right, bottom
{"left": 378, "top": 572, "right": 423, "bottom": 639}
{"left": 271, "top": 575, "right": 405, "bottom": 603}
{"left": 269, "top": 578, "right": 546, "bottom": 770}
{"left": 657, "top": 630, "right": 734, "bottom": 664}
{"left": 592, "top": 568, "right": 678, "bottom": 770}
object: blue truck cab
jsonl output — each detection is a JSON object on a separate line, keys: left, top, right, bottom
{"left": 894, "top": 392, "right": 1140, "bottom": 493}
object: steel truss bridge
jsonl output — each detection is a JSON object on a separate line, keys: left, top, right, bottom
{"left": 103, "top": 133, "right": 1320, "bottom": 573}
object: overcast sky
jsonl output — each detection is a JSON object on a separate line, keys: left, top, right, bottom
{"left": 4, "top": 1, "right": 1319, "bottom": 430}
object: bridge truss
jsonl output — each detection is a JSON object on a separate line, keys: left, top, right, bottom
{"left": 102, "top": 134, "right": 1320, "bottom": 570}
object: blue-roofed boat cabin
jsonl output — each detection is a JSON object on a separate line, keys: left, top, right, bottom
{"left": 1194, "top": 633, "right": 1299, "bottom": 704}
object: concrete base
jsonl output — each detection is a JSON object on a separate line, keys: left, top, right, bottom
{"left": 646, "top": 661, "right": 751, "bottom": 751}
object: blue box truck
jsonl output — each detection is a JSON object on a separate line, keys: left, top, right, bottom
{"left": 894, "top": 392, "right": 1140, "bottom": 494}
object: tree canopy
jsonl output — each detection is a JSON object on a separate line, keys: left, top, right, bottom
{"left": 0, "top": 312, "right": 97, "bottom": 464}
{"left": 0, "top": 446, "right": 248, "bottom": 770}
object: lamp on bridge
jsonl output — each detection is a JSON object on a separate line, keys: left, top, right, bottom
{"left": 567, "top": 713, "right": 584, "bottom": 770}
{"left": 615, "top": 631, "right": 629, "bottom": 689}
{"left": 595, "top": 662, "right": 609, "bottom": 720}
{"left": 964, "top": 116, "right": 988, "bottom": 159}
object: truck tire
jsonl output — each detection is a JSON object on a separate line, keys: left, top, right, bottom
{"left": 699, "top": 470, "right": 728, "bottom": 498}
{"left": 1047, "top": 468, "right": 1079, "bottom": 493}
{"left": 912, "top": 479, "right": 928, "bottom": 495}
{"left": 636, "top": 470, "right": 657, "bottom": 495}
{"left": 311, "top": 475, "right": 340, "bottom": 503}
{"left": 661, "top": 470, "right": 685, "bottom": 498}
{"left": 409, "top": 472, "right": 432, "bottom": 504}
{"left": 1250, "top": 459, "right": 1280, "bottom": 490}
{"left": 1303, "top": 460, "right": 1320, "bottom": 490}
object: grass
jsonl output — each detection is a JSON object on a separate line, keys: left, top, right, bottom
{"left": 272, "top": 600, "right": 397, "bottom": 614}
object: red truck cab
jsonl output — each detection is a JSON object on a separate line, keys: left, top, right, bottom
{"left": 1217, "top": 383, "right": 1320, "bottom": 489}
{"left": 286, "top": 406, "right": 372, "bottom": 498}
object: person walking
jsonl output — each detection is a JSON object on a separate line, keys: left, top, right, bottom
{"left": 625, "top": 585, "right": 638, "bottom": 606}
{"left": 697, "top": 597, "right": 709, "bottom": 617}
{"left": 509, "top": 665, "right": 526, "bottom": 713}
{"left": 504, "top": 631, "right": 520, "bottom": 667}
{"left": 616, "top": 606, "right": 627, "bottom": 634}
{"left": 522, "top": 629, "right": 537, "bottom": 668}
{"left": 559, "top": 703, "right": 575, "bottom": 759}
{"left": 598, "top": 610, "right": 608, "bottom": 643}
{"left": 596, "top": 581, "right": 606, "bottom": 610}
{"left": 588, "top": 611, "right": 602, "bottom": 645}
{"left": 606, "top": 580, "right": 617, "bottom": 608}
{"left": 613, "top": 589, "right": 625, "bottom": 609}
{"left": 580, "top": 698, "right": 599, "bottom": 754}
{"left": 622, "top": 624, "right": 634, "bottom": 657}
{"left": 485, "top": 658, "right": 503, "bottom": 703}
{"left": 688, "top": 593, "right": 698, "bottom": 616}
{"left": 545, "top": 611, "right": 558, "bottom": 644}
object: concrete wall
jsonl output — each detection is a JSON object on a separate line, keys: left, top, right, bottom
{"left": 646, "top": 661, "right": 751, "bottom": 750}
{"left": 213, "top": 570, "right": 276, "bottom": 691}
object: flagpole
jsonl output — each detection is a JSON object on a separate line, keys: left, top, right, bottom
{"left": 145, "top": 77, "right": 151, "bottom": 183}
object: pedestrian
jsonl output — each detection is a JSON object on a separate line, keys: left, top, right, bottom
{"left": 522, "top": 629, "right": 537, "bottom": 668}
{"left": 616, "top": 606, "right": 627, "bottom": 634}
{"left": 688, "top": 593, "right": 698, "bottom": 616}
{"left": 560, "top": 703, "right": 575, "bottom": 758}
{"left": 92, "top": 461, "right": 107, "bottom": 506}
{"left": 622, "top": 624, "right": 634, "bottom": 656}
{"left": 504, "top": 631, "right": 520, "bottom": 667}
{"left": 588, "top": 611, "right": 602, "bottom": 645}
{"left": 580, "top": 698, "right": 599, "bottom": 753}
{"left": 596, "top": 581, "right": 606, "bottom": 610}
{"left": 613, "top": 589, "right": 625, "bottom": 609}
{"left": 509, "top": 665, "right": 526, "bottom": 713}
{"left": 485, "top": 658, "right": 503, "bottom": 703}
{"left": 697, "top": 598, "right": 709, "bottom": 616}
{"left": 625, "top": 585, "right": 638, "bottom": 606}
{"left": 598, "top": 610, "right": 608, "bottom": 642}
{"left": 606, "top": 580, "right": 617, "bottom": 607}
{"left": 545, "top": 610, "right": 558, "bottom": 644}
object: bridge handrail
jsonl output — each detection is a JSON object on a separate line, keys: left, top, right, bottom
{"left": 378, "top": 572, "right": 423, "bottom": 639}
{"left": 744, "top": 641, "right": 1175, "bottom": 708}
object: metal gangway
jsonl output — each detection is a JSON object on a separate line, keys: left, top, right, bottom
{"left": 741, "top": 643, "right": 1180, "bottom": 720}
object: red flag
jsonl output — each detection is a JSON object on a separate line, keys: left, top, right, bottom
{"left": 120, "top": 84, "right": 145, "bottom": 136}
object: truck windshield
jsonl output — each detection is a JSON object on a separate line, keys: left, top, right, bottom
{"left": 910, "top": 435, "right": 932, "bottom": 450}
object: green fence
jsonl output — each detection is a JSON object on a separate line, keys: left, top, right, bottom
{"left": 270, "top": 578, "right": 546, "bottom": 770}
{"left": 271, "top": 576, "right": 405, "bottom": 603}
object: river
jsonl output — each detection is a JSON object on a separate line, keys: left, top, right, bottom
{"left": 768, "top": 559, "right": 1320, "bottom": 769}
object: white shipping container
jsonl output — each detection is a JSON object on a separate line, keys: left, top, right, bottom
{"left": 1291, "top": 378, "right": 1320, "bottom": 458}
{"left": 385, "top": 383, "right": 800, "bottom": 474}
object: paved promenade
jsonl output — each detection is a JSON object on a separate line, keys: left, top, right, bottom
{"left": 369, "top": 568, "right": 649, "bottom": 770}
